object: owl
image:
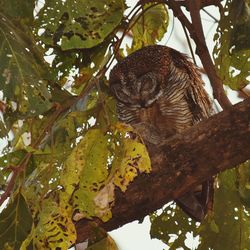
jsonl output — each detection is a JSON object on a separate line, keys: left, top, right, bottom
{"left": 109, "top": 45, "right": 213, "bottom": 221}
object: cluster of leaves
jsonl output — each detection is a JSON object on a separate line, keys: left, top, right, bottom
{"left": 0, "top": 0, "right": 249, "bottom": 249}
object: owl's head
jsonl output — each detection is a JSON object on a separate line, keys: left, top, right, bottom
{"left": 110, "top": 71, "right": 164, "bottom": 108}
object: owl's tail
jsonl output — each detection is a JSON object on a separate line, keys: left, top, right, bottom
{"left": 176, "top": 179, "right": 214, "bottom": 221}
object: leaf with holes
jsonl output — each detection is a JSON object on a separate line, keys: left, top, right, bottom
{"left": 113, "top": 123, "right": 151, "bottom": 192}
{"left": 0, "top": 193, "right": 32, "bottom": 249}
{"left": 35, "top": 0, "right": 125, "bottom": 50}
{"left": 198, "top": 169, "right": 250, "bottom": 249}
{"left": 0, "top": 16, "right": 52, "bottom": 122}
{"left": 213, "top": 0, "right": 250, "bottom": 90}
{"left": 150, "top": 202, "right": 199, "bottom": 248}
{"left": 31, "top": 196, "right": 76, "bottom": 249}
{"left": 50, "top": 40, "right": 110, "bottom": 89}
{"left": 71, "top": 129, "right": 113, "bottom": 222}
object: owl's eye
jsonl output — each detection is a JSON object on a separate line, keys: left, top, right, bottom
{"left": 111, "top": 83, "right": 141, "bottom": 107}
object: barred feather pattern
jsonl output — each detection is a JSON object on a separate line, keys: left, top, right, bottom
{"left": 110, "top": 45, "right": 213, "bottom": 145}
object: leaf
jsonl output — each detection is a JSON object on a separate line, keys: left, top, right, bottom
{"left": 230, "top": 0, "right": 250, "bottom": 52}
{"left": 49, "top": 41, "right": 110, "bottom": 88}
{"left": 198, "top": 169, "right": 250, "bottom": 250}
{"left": 213, "top": 0, "right": 250, "bottom": 90}
{"left": 128, "top": 3, "right": 168, "bottom": 54}
{"left": 72, "top": 129, "right": 113, "bottom": 222}
{"left": 237, "top": 161, "right": 250, "bottom": 207}
{"left": 150, "top": 202, "right": 199, "bottom": 248}
{"left": 0, "top": 193, "right": 32, "bottom": 249}
{"left": 23, "top": 161, "right": 76, "bottom": 248}
{"left": 113, "top": 124, "right": 151, "bottom": 192}
{"left": 31, "top": 197, "right": 76, "bottom": 249}
{"left": 35, "top": 0, "right": 125, "bottom": 50}
{"left": 0, "top": 0, "right": 35, "bottom": 23}
{"left": 0, "top": 16, "right": 52, "bottom": 120}
{"left": 23, "top": 159, "right": 62, "bottom": 215}
{"left": 71, "top": 124, "right": 150, "bottom": 222}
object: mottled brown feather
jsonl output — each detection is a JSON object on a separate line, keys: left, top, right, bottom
{"left": 110, "top": 45, "right": 213, "bottom": 144}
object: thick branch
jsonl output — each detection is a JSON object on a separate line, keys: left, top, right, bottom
{"left": 76, "top": 98, "right": 250, "bottom": 242}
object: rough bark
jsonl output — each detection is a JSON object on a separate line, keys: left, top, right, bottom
{"left": 76, "top": 98, "right": 250, "bottom": 243}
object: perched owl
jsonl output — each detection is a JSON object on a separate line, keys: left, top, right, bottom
{"left": 109, "top": 45, "right": 213, "bottom": 221}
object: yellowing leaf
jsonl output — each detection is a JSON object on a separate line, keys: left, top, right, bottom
{"left": 72, "top": 129, "right": 113, "bottom": 221}
{"left": 128, "top": 3, "right": 168, "bottom": 54}
{"left": 113, "top": 124, "right": 151, "bottom": 192}
{"left": 32, "top": 198, "right": 76, "bottom": 249}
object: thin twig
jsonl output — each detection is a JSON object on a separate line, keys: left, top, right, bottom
{"left": 181, "top": 23, "right": 197, "bottom": 65}
{"left": 202, "top": 8, "right": 219, "bottom": 22}
{"left": 0, "top": 153, "right": 32, "bottom": 206}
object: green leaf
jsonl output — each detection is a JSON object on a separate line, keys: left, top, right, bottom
{"left": 237, "top": 161, "right": 250, "bottom": 207}
{"left": 0, "top": 0, "right": 35, "bottom": 23}
{"left": 213, "top": 0, "right": 250, "bottom": 90}
{"left": 128, "top": 3, "right": 168, "bottom": 54}
{"left": 150, "top": 202, "right": 199, "bottom": 247}
{"left": 35, "top": 0, "right": 125, "bottom": 50}
{"left": 230, "top": 0, "right": 250, "bottom": 52}
{"left": 198, "top": 170, "right": 250, "bottom": 250}
{"left": 46, "top": 41, "right": 110, "bottom": 95}
{"left": 0, "top": 193, "right": 32, "bottom": 249}
{"left": 0, "top": 16, "right": 52, "bottom": 119}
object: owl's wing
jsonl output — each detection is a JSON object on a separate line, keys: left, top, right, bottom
{"left": 158, "top": 49, "right": 213, "bottom": 129}
{"left": 169, "top": 48, "right": 213, "bottom": 121}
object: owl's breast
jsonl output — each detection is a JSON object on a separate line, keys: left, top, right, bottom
{"left": 137, "top": 102, "right": 178, "bottom": 139}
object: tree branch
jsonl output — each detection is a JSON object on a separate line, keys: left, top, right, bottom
{"left": 167, "top": 0, "right": 232, "bottom": 110}
{"left": 75, "top": 98, "right": 250, "bottom": 243}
